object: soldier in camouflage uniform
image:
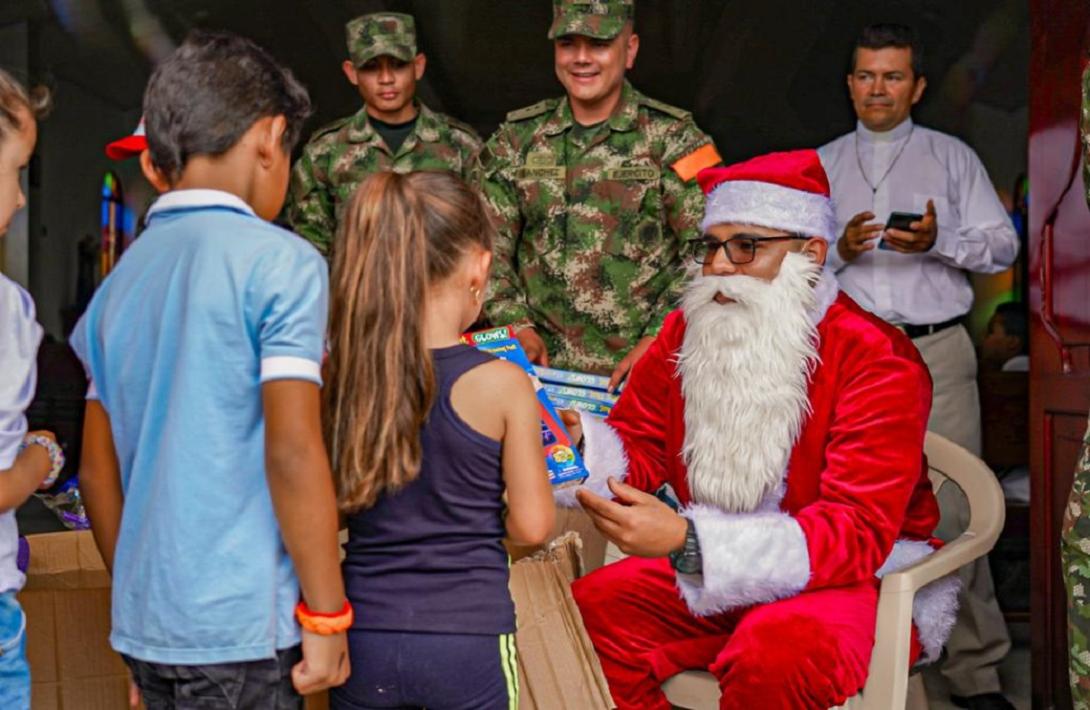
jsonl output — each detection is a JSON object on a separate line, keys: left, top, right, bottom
{"left": 286, "top": 12, "right": 481, "bottom": 256}
{"left": 1064, "top": 59, "right": 1090, "bottom": 709}
{"left": 477, "top": 0, "right": 720, "bottom": 376}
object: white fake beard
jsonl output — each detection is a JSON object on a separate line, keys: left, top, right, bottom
{"left": 677, "top": 252, "right": 822, "bottom": 513}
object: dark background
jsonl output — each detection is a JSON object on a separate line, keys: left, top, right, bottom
{"left": 0, "top": 0, "right": 1028, "bottom": 341}
{"left": 3, "top": 0, "right": 1028, "bottom": 158}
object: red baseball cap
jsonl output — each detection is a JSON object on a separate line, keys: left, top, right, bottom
{"left": 105, "top": 118, "right": 147, "bottom": 160}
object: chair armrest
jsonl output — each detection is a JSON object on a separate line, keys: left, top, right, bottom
{"left": 878, "top": 531, "right": 992, "bottom": 594}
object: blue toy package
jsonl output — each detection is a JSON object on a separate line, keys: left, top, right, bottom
{"left": 535, "top": 366, "right": 615, "bottom": 392}
{"left": 460, "top": 326, "right": 589, "bottom": 488}
{"left": 548, "top": 394, "right": 613, "bottom": 418}
{"left": 542, "top": 384, "right": 619, "bottom": 407}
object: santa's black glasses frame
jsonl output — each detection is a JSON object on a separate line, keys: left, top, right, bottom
{"left": 687, "top": 234, "right": 808, "bottom": 265}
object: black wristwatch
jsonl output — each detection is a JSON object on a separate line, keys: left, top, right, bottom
{"left": 668, "top": 517, "right": 703, "bottom": 575}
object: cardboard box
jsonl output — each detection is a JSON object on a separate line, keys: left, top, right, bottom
{"left": 508, "top": 507, "right": 609, "bottom": 574}
{"left": 18, "top": 527, "right": 613, "bottom": 710}
{"left": 19, "top": 530, "right": 131, "bottom": 710}
{"left": 510, "top": 533, "right": 613, "bottom": 710}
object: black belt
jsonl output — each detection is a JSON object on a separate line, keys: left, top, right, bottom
{"left": 897, "top": 317, "right": 963, "bottom": 339}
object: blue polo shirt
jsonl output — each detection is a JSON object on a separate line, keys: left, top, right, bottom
{"left": 70, "top": 189, "right": 328, "bottom": 664}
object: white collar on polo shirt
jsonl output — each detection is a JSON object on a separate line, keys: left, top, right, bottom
{"left": 145, "top": 189, "right": 258, "bottom": 220}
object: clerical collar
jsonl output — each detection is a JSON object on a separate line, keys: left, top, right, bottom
{"left": 856, "top": 117, "right": 914, "bottom": 144}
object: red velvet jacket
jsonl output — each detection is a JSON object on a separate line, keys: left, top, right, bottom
{"left": 595, "top": 292, "right": 940, "bottom": 598}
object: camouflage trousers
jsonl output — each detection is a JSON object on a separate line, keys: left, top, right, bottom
{"left": 1063, "top": 412, "right": 1090, "bottom": 708}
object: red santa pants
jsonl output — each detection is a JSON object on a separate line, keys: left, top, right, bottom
{"left": 573, "top": 556, "right": 922, "bottom": 710}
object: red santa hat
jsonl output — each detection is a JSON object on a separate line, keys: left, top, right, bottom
{"left": 105, "top": 117, "right": 147, "bottom": 160}
{"left": 697, "top": 149, "right": 836, "bottom": 241}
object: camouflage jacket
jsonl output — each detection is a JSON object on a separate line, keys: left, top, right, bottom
{"left": 286, "top": 101, "right": 482, "bottom": 256}
{"left": 476, "top": 81, "right": 718, "bottom": 373}
{"left": 1064, "top": 413, "right": 1090, "bottom": 707}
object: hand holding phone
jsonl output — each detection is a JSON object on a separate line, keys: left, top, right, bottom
{"left": 879, "top": 211, "right": 924, "bottom": 250}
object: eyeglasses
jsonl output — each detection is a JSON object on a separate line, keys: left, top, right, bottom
{"left": 686, "top": 234, "right": 808, "bottom": 265}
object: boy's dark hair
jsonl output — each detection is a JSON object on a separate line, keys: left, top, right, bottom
{"left": 852, "top": 23, "right": 925, "bottom": 79}
{"left": 995, "top": 301, "right": 1028, "bottom": 353}
{"left": 144, "top": 30, "right": 312, "bottom": 181}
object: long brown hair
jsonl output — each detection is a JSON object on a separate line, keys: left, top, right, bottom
{"left": 324, "top": 171, "right": 495, "bottom": 512}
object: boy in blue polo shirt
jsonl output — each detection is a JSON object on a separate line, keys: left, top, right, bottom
{"left": 72, "top": 31, "right": 350, "bottom": 707}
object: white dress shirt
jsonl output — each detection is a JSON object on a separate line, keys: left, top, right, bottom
{"left": 818, "top": 118, "right": 1019, "bottom": 325}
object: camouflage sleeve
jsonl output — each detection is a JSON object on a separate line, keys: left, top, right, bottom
{"left": 476, "top": 128, "right": 533, "bottom": 329}
{"left": 456, "top": 126, "right": 484, "bottom": 180}
{"left": 284, "top": 142, "right": 336, "bottom": 257}
{"left": 1063, "top": 413, "right": 1090, "bottom": 705}
{"left": 647, "top": 120, "right": 718, "bottom": 336}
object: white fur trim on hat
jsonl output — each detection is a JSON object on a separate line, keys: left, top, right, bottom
{"left": 701, "top": 180, "right": 837, "bottom": 241}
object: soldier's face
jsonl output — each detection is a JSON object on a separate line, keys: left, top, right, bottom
{"left": 554, "top": 29, "right": 639, "bottom": 114}
{"left": 343, "top": 54, "right": 426, "bottom": 122}
{"left": 847, "top": 48, "right": 927, "bottom": 132}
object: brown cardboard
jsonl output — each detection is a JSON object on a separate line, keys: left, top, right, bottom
{"left": 507, "top": 506, "right": 609, "bottom": 573}
{"left": 553, "top": 506, "right": 608, "bottom": 573}
{"left": 17, "top": 529, "right": 614, "bottom": 710}
{"left": 510, "top": 532, "right": 613, "bottom": 710}
{"left": 18, "top": 530, "right": 132, "bottom": 710}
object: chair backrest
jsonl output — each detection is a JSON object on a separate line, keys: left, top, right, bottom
{"left": 923, "top": 431, "right": 1007, "bottom": 548}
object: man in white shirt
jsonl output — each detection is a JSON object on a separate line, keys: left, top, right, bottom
{"left": 818, "top": 23, "right": 1018, "bottom": 710}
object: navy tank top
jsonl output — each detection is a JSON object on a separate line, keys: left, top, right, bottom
{"left": 342, "top": 344, "right": 514, "bottom": 634}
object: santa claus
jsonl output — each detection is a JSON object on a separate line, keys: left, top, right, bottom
{"left": 565, "top": 149, "right": 960, "bottom": 709}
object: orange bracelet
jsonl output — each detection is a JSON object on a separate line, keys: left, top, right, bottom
{"left": 295, "top": 599, "right": 354, "bottom": 635}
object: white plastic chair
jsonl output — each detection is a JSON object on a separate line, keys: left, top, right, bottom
{"left": 622, "top": 432, "right": 1007, "bottom": 710}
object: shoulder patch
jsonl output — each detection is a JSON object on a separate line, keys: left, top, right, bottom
{"left": 671, "top": 143, "right": 722, "bottom": 182}
{"left": 639, "top": 96, "right": 692, "bottom": 121}
{"left": 506, "top": 99, "right": 557, "bottom": 123}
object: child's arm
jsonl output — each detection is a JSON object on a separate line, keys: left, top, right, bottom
{"left": 80, "top": 400, "right": 124, "bottom": 573}
{"left": 0, "top": 434, "right": 53, "bottom": 513}
{"left": 500, "top": 368, "right": 556, "bottom": 546}
{"left": 263, "top": 379, "right": 348, "bottom": 693}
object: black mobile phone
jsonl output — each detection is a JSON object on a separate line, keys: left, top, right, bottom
{"left": 885, "top": 211, "right": 923, "bottom": 231}
{"left": 880, "top": 211, "right": 924, "bottom": 250}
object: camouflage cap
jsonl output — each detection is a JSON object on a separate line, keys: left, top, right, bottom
{"left": 345, "top": 12, "right": 417, "bottom": 66}
{"left": 548, "top": 0, "right": 635, "bottom": 40}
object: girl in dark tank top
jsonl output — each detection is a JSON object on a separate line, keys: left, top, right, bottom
{"left": 322, "top": 171, "right": 555, "bottom": 710}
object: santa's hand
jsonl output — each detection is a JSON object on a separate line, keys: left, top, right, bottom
{"left": 576, "top": 477, "right": 688, "bottom": 557}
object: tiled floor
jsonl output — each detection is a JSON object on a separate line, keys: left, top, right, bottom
{"left": 923, "top": 623, "right": 1031, "bottom": 710}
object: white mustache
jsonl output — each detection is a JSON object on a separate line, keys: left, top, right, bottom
{"left": 686, "top": 273, "right": 772, "bottom": 308}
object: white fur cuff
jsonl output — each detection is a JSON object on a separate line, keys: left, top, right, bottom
{"left": 876, "top": 539, "right": 961, "bottom": 664}
{"left": 677, "top": 504, "right": 810, "bottom": 616}
{"left": 554, "top": 412, "right": 628, "bottom": 507}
